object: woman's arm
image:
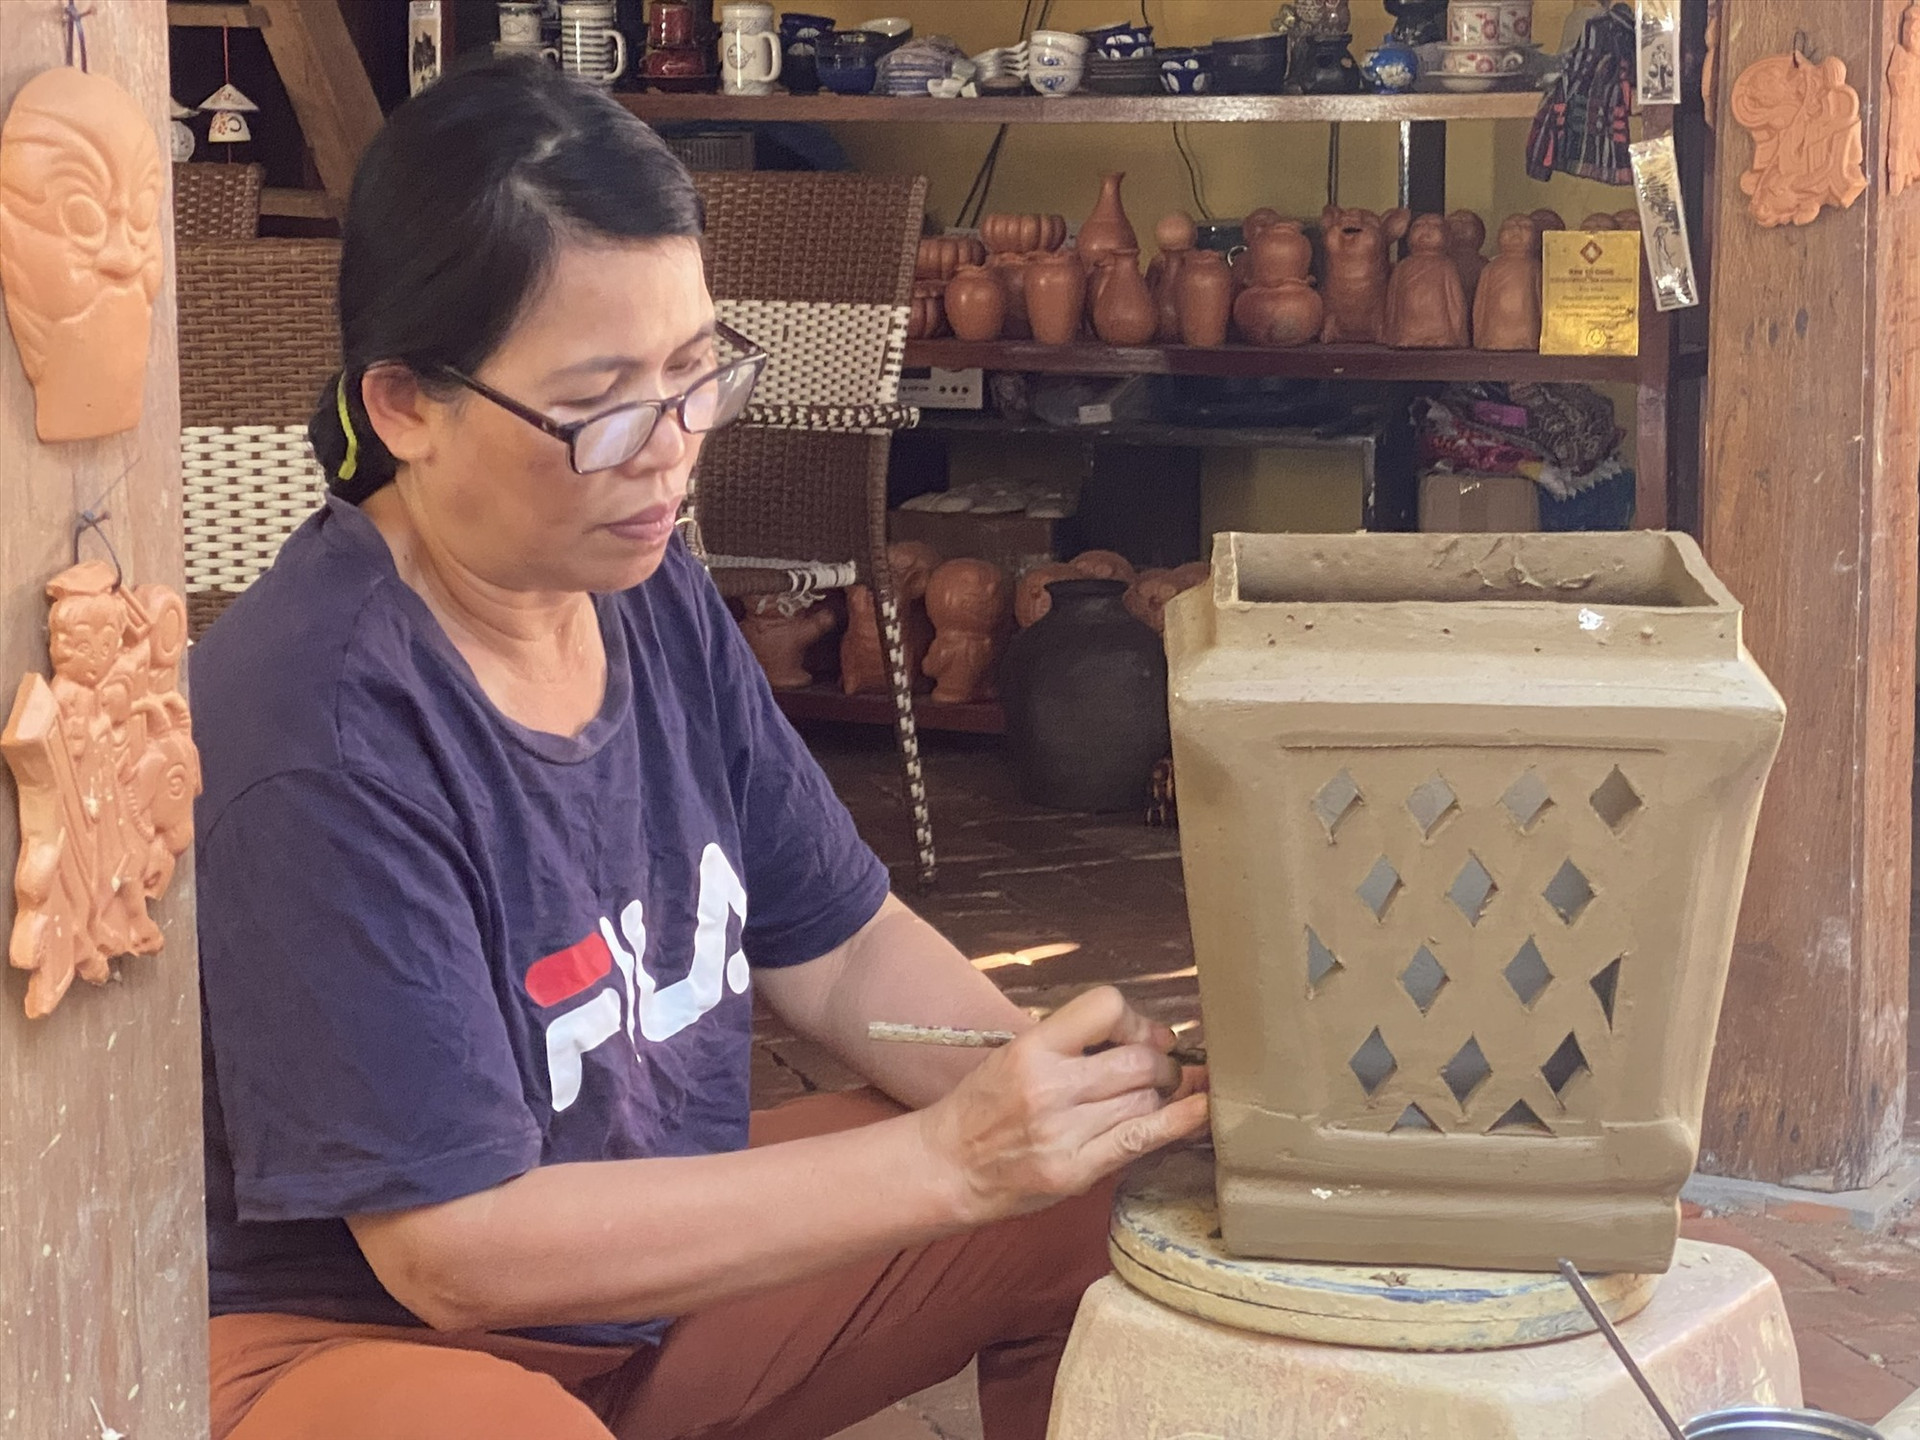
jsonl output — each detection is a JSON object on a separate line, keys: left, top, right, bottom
{"left": 754, "top": 893, "right": 1034, "bottom": 1108}
{"left": 348, "top": 986, "right": 1204, "bottom": 1332}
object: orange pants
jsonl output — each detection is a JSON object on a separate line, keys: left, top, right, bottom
{"left": 210, "top": 1090, "right": 1115, "bottom": 1440}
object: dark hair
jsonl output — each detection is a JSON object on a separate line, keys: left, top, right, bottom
{"left": 309, "top": 57, "right": 705, "bottom": 501}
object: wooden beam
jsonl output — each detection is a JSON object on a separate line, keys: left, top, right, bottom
{"left": 0, "top": 2, "right": 208, "bottom": 1436}
{"left": 166, "top": 2, "right": 268, "bottom": 26}
{"left": 1698, "top": 0, "right": 1917, "bottom": 1189}
{"left": 254, "top": 0, "right": 383, "bottom": 214}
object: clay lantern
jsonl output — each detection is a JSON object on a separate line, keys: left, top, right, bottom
{"left": 0, "top": 67, "right": 166, "bottom": 442}
{"left": 1165, "top": 531, "right": 1784, "bottom": 1273}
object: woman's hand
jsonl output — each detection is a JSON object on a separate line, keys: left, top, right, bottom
{"left": 913, "top": 986, "right": 1211, "bottom": 1227}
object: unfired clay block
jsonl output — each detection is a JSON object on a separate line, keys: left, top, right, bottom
{"left": 1164, "top": 533, "right": 1784, "bottom": 1272}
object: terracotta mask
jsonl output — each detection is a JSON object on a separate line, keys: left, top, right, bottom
{"left": 0, "top": 67, "right": 165, "bottom": 441}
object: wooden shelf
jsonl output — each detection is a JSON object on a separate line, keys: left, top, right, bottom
{"left": 167, "top": 2, "right": 268, "bottom": 26}
{"left": 917, "top": 413, "right": 1377, "bottom": 451}
{"left": 617, "top": 91, "right": 1544, "bottom": 127}
{"left": 774, "top": 686, "right": 1006, "bottom": 735}
{"left": 903, "top": 338, "right": 1639, "bottom": 384}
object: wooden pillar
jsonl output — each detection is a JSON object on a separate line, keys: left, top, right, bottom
{"left": 1699, "top": 0, "right": 1919, "bottom": 1189}
{"left": 0, "top": 3, "right": 208, "bottom": 1436}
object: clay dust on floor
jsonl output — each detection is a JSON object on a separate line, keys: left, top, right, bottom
{"left": 780, "top": 725, "right": 1920, "bottom": 1438}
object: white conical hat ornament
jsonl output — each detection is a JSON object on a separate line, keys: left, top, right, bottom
{"left": 170, "top": 96, "right": 193, "bottom": 119}
{"left": 197, "top": 81, "right": 258, "bottom": 113}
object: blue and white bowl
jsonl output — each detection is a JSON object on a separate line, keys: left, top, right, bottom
{"left": 1157, "top": 47, "right": 1213, "bottom": 94}
{"left": 1030, "top": 63, "right": 1084, "bottom": 95}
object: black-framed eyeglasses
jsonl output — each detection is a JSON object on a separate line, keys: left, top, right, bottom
{"left": 441, "top": 320, "right": 767, "bottom": 475}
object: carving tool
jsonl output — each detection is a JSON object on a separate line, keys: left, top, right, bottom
{"left": 1558, "top": 1259, "right": 1687, "bottom": 1440}
{"left": 866, "top": 1021, "right": 1207, "bottom": 1068}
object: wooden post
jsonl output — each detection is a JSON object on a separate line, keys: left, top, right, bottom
{"left": 1699, "top": 0, "right": 1918, "bottom": 1189}
{"left": 0, "top": 3, "right": 208, "bottom": 1436}
{"left": 255, "top": 0, "right": 384, "bottom": 216}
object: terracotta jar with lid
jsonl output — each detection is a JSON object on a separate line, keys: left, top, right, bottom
{"left": 1176, "top": 249, "right": 1234, "bottom": 347}
{"left": 1026, "top": 246, "right": 1087, "bottom": 346}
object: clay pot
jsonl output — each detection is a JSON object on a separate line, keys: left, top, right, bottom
{"left": 1175, "top": 249, "right": 1234, "bottom": 347}
{"left": 1077, "top": 172, "right": 1138, "bottom": 271}
{"left": 915, "top": 233, "right": 986, "bottom": 281}
{"left": 1383, "top": 212, "right": 1469, "bottom": 348}
{"left": 907, "top": 280, "right": 947, "bottom": 340}
{"left": 1246, "top": 219, "right": 1312, "bottom": 287}
{"left": 1234, "top": 280, "right": 1324, "bottom": 346}
{"left": 1025, "top": 246, "right": 1087, "bottom": 346}
{"left": 1015, "top": 561, "right": 1080, "bottom": 627}
{"left": 944, "top": 265, "right": 1005, "bottom": 342}
{"left": 987, "top": 251, "right": 1034, "bottom": 339}
{"left": 981, "top": 213, "right": 1067, "bottom": 254}
{"left": 1002, "top": 578, "right": 1171, "bottom": 813}
{"left": 1091, "top": 252, "right": 1156, "bottom": 347}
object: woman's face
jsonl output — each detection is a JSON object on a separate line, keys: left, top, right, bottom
{"left": 397, "top": 234, "right": 717, "bottom": 596}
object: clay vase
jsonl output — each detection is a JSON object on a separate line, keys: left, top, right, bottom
{"left": 1026, "top": 247, "right": 1088, "bottom": 346}
{"left": 1091, "top": 252, "right": 1156, "bottom": 347}
{"left": 1444, "top": 210, "right": 1488, "bottom": 306}
{"left": 1015, "top": 561, "right": 1081, "bottom": 628}
{"left": 1077, "top": 172, "right": 1138, "bottom": 272}
{"left": 1175, "top": 250, "right": 1235, "bottom": 347}
{"left": 1473, "top": 214, "right": 1542, "bottom": 352}
{"left": 1001, "top": 578, "right": 1171, "bottom": 813}
{"left": 944, "top": 265, "right": 1005, "bottom": 342}
{"left": 1383, "top": 212, "right": 1470, "bottom": 348}
{"left": 1246, "top": 219, "right": 1312, "bottom": 287}
{"left": 987, "top": 251, "right": 1034, "bottom": 339}
{"left": 922, "top": 558, "right": 1011, "bottom": 704}
{"left": 1234, "top": 280, "right": 1324, "bottom": 347}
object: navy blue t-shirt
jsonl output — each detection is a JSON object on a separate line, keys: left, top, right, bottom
{"left": 192, "top": 496, "right": 889, "bottom": 1347}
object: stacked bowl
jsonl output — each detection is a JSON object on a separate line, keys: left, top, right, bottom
{"left": 1083, "top": 20, "right": 1157, "bottom": 93}
{"left": 1027, "top": 28, "right": 1089, "bottom": 95}
{"left": 1157, "top": 46, "right": 1214, "bottom": 94}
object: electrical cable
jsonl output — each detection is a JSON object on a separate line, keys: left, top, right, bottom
{"left": 1172, "top": 123, "right": 1213, "bottom": 219}
{"left": 957, "top": 125, "right": 1010, "bottom": 228}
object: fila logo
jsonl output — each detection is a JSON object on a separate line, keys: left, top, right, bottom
{"left": 524, "top": 844, "right": 749, "bottom": 1111}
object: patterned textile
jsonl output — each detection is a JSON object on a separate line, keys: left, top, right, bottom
{"left": 1527, "top": 3, "right": 1637, "bottom": 184}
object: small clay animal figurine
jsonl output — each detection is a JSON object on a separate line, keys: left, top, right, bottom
{"left": 1091, "top": 251, "right": 1157, "bottom": 347}
{"left": 1891, "top": 3, "right": 1920, "bottom": 197}
{"left": 0, "top": 68, "right": 166, "bottom": 441}
{"left": 944, "top": 265, "right": 1005, "bottom": 341}
{"left": 739, "top": 595, "right": 836, "bottom": 691}
{"left": 1015, "top": 561, "right": 1081, "bottom": 628}
{"left": 1233, "top": 219, "right": 1322, "bottom": 347}
{"left": 1070, "top": 549, "right": 1137, "bottom": 583}
{"left": 1078, "top": 172, "right": 1139, "bottom": 270}
{"left": 1026, "top": 246, "right": 1087, "bottom": 346}
{"left": 1384, "top": 212, "right": 1470, "bottom": 349}
{"left": 840, "top": 541, "right": 941, "bottom": 694}
{"left": 1319, "top": 205, "right": 1410, "bottom": 344}
{"left": 1731, "top": 49, "right": 1869, "bottom": 226}
{"left": 1124, "top": 568, "right": 1183, "bottom": 635}
{"left": 923, "top": 558, "right": 1012, "bottom": 704}
{"left": 1473, "top": 213, "right": 1542, "bottom": 352}
{"left": 1176, "top": 249, "right": 1234, "bottom": 347}
{"left": 1444, "top": 210, "right": 1488, "bottom": 306}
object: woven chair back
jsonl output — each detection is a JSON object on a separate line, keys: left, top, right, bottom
{"left": 173, "top": 162, "right": 263, "bottom": 243}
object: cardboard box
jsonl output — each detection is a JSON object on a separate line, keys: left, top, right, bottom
{"left": 1418, "top": 472, "right": 1541, "bottom": 533}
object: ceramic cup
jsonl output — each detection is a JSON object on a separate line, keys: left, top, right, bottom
{"left": 1030, "top": 61, "right": 1084, "bottom": 95}
{"left": 497, "top": 1, "right": 544, "bottom": 44}
{"left": 648, "top": 0, "right": 697, "bottom": 47}
{"left": 1447, "top": 1, "right": 1502, "bottom": 43}
{"left": 559, "top": 5, "right": 628, "bottom": 84}
{"left": 1494, "top": 0, "right": 1533, "bottom": 44}
{"left": 720, "top": 1, "right": 783, "bottom": 94}
{"left": 494, "top": 38, "right": 559, "bottom": 63}
{"left": 1438, "top": 42, "right": 1514, "bottom": 74}
{"left": 1029, "top": 28, "right": 1090, "bottom": 55}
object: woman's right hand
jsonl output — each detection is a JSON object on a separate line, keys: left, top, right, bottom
{"left": 913, "top": 986, "right": 1210, "bottom": 1227}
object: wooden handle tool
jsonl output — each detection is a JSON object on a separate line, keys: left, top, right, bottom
{"left": 866, "top": 1021, "right": 1207, "bottom": 1067}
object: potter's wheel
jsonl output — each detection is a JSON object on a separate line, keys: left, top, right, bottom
{"left": 1110, "top": 1147, "right": 1661, "bottom": 1351}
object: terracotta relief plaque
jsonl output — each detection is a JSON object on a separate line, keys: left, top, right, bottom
{"left": 3, "top": 563, "right": 200, "bottom": 1018}
{"left": 1890, "top": 4, "right": 1920, "bottom": 199}
{"left": 0, "top": 67, "right": 165, "bottom": 442}
{"left": 1729, "top": 49, "right": 1869, "bottom": 227}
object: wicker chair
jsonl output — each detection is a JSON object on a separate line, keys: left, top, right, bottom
{"left": 176, "top": 239, "right": 338, "bottom": 639}
{"left": 173, "top": 162, "right": 263, "bottom": 243}
{"left": 689, "top": 171, "right": 936, "bottom": 886}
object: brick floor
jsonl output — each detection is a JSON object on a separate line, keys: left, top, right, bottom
{"left": 782, "top": 725, "right": 1920, "bottom": 1437}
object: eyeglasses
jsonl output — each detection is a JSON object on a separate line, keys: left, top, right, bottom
{"left": 440, "top": 321, "right": 767, "bottom": 475}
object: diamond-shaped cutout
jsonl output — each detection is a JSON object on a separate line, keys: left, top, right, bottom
{"left": 1400, "top": 946, "right": 1449, "bottom": 1014}
{"left": 1504, "top": 938, "right": 1553, "bottom": 1007}
{"left": 1501, "top": 771, "right": 1553, "bottom": 830}
{"left": 1542, "top": 1033, "right": 1590, "bottom": 1096}
{"left": 1590, "top": 767, "right": 1643, "bottom": 832}
{"left": 1591, "top": 957, "right": 1622, "bottom": 1027}
{"left": 1314, "top": 770, "right": 1363, "bottom": 839}
{"left": 1441, "top": 1036, "right": 1492, "bottom": 1106}
{"left": 1406, "top": 775, "right": 1459, "bottom": 838}
{"left": 1349, "top": 1027, "right": 1397, "bottom": 1095}
{"left": 1392, "top": 1103, "right": 1439, "bottom": 1132}
{"left": 1490, "top": 1099, "right": 1554, "bottom": 1135}
{"left": 1543, "top": 860, "right": 1594, "bottom": 923}
{"left": 1357, "top": 856, "right": 1403, "bottom": 921}
{"left": 1307, "top": 927, "right": 1343, "bottom": 990}
{"left": 1447, "top": 854, "right": 1498, "bottom": 925}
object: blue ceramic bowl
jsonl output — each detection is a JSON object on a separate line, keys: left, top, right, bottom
{"left": 818, "top": 55, "right": 878, "bottom": 92}
{"left": 1157, "top": 47, "right": 1214, "bottom": 94}
{"left": 1084, "top": 22, "right": 1153, "bottom": 58}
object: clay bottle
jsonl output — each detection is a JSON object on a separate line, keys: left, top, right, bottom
{"left": 1175, "top": 249, "right": 1234, "bottom": 347}
{"left": 1077, "top": 172, "right": 1138, "bottom": 271}
{"left": 1026, "top": 246, "right": 1087, "bottom": 345}
{"left": 944, "top": 265, "right": 1006, "bottom": 342}
{"left": 1091, "top": 252, "right": 1156, "bottom": 347}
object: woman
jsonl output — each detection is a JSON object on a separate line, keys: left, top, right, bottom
{"left": 193, "top": 59, "right": 1207, "bottom": 1440}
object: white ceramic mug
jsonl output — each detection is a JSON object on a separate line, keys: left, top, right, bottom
{"left": 559, "top": 11, "right": 628, "bottom": 84}
{"left": 496, "top": 1, "right": 544, "bottom": 44}
{"left": 1447, "top": 2, "right": 1502, "bottom": 43}
{"left": 720, "top": 2, "right": 782, "bottom": 94}
{"left": 494, "top": 38, "right": 559, "bottom": 63}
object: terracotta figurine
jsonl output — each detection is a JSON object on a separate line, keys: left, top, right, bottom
{"left": 1529, "top": 208, "right": 1565, "bottom": 256}
{"left": 738, "top": 595, "right": 836, "bottom": 691}
{"left": 0, "top": 67, "right": 166, "bottom": 442}
{"left": 1473, "top": 213, "right": 1542, "bottom": 352}
{"left": 1070, "top": 549, "right": 1137, "bottom": 583}
{"left": 1444, "top": 210, "right": 1488, "bottom": 306}
{"left": 1731, "top": 50, "right": 1869, "bottom": 226}
{"left": 923, "top": 559, "right": 1011, "bottom": 704}
{"left": 1015, "top": 561, "right": 1081, "bottom": 629}
{"left": 1384, "top": 212, "right": 1470, "bottom": 348}
{"left": 1889, "top": 2, "right": 1920, "bottom": 198}
{"left": 1234, "top": 219, "right": 1322, "bottom": 347}
{"left": 1319, "top": 205, "right": 1410, "bottom": 345}
{"left": 4, "top": 562, "right": 200, "bottom": 1018}
{"left": 841, "top": 541, "right": 941, "bottom": 694}
{"left": 1123, "top": 568, "right": 1183, "bottom": 635}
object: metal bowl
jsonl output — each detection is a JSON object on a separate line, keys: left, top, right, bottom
{"left": 1683, "top": 1408, "right": 1885, "bottom": 1440}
